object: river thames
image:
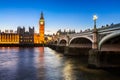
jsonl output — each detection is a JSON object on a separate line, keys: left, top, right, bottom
{"left": 0, "top": 47, "right": 119, "bottom": 80}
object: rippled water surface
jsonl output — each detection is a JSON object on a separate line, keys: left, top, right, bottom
{"left": 0, "top": 47, "right": 119, "bottom": 80}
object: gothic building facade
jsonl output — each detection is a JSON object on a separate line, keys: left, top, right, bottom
{"left": 0, "top": 31, "right": 19, "bottom": 44}
{"left": 17, "top": 27, "right": 34, "bottom": 45}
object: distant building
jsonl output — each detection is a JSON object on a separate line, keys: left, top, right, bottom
{"left": 56, "top": 29, "right": 76, "bottom": 35}
{"left": 5, "top": 30, "right": 8, "bottom": 33}
{"left": 44, "top": 35, "right": 53, "bottom": 43}
{"left": 10, "top": 30, "right": 13, "bottom": 33}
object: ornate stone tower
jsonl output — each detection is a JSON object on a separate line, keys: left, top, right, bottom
{"left": 39, "top": 12, "right": 45, "bottom": 43}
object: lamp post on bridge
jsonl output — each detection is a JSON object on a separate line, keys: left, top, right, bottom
{"left": 92, "top": 15, "right": 98, "bottom": 50}
{"left": 88, "top": 15, "right": 100, "bottom": 67}
{"left": 93, "top": 15, "right": 98, "bottom": 30}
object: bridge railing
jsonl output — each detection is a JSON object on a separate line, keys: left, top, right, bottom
{"left": 69, "top": 44, "right": 92, "bottom": 48}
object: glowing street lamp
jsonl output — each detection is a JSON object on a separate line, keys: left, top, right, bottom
{"left": 93, "top": 15, "right": 98, "bottom": 29}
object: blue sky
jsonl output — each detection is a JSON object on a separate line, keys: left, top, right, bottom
{"left": 0, "top": 0, "right": 120, "bottom": 34}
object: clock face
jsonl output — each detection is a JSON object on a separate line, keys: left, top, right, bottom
{"left": 40, "top": 22, "right": 44, "bottom": 25}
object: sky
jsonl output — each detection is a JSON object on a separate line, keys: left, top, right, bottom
{"left": 0, "top": 0, "right": 120, "bottom": 34}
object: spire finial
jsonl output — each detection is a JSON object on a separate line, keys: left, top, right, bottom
{"left": 40, "top": 12, "right": 44, "bottom": 19}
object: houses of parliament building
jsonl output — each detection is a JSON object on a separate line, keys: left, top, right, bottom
{"left": 0, "top": 12, "right": 45, "bottom": 46}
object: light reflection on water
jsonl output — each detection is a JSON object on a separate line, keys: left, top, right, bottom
{"left": 0, "top": 47, "right": 119, "bottom": 80}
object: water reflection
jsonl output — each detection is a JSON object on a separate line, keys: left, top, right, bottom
{"left": 0, "top": 47, "right": 19, "bottom": 80}
{"left": 0, "top": 47, "right": 119, "bottom": 80}
{"left": 61, "top": 57, "right": 119, "bottom": 80}
{"left": 37, "top": 47, "right": 46, "bottom": 80}
{"left": 37, "top": 47, "right": 63, "bottom": 80}
{"left": 15, "top": 48, "right": 37, "bottom": 80}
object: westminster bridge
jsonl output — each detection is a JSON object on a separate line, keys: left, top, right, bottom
{"left": 47, "top": 23, "right": 120, "bottom": 68}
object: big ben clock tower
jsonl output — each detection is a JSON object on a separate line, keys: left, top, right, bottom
{"left": 39, "top": 12, "right": 45, "bottom": 43}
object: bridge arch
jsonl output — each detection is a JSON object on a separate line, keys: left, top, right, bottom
{"left": 99, "top": 31, "right": 120, "bottom": 50}
{"left": 69, "top": 36, "right": 93, "bottom": 45}
{"left": 54, "top": 40, "right": 58, "bottom": 44}
{"left": 59, "top": 39, "right": 67, "bottom": 44}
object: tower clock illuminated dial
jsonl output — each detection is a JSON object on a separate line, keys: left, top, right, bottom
{"left": 40, "top": 22, "right": 44, "bottom": 25}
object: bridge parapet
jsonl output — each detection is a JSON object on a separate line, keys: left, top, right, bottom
{"left": 98, "top": 23, "right": 120, "bottom": 30}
